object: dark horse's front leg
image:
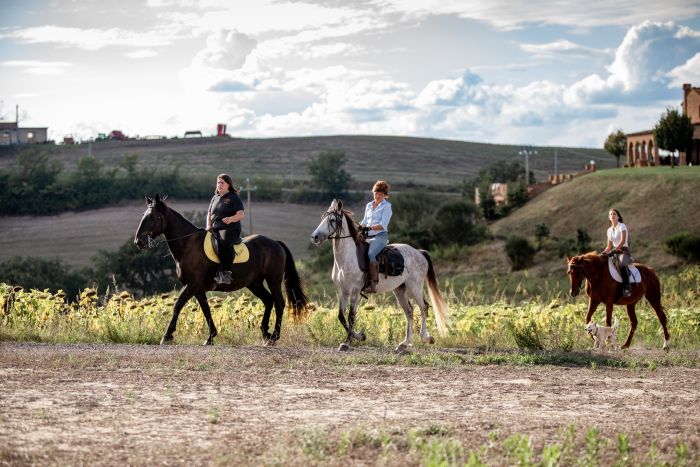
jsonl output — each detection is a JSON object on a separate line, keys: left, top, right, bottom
{"left": 195, "top": 290, "right": 218, "bottom": 345}
{"left": 248, "top": 280, "right": 277, "bottom": 345}
{"left": 161, "top": 283, "right": 195, "bottom": 344}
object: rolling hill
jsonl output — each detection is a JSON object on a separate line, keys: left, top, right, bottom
{"left": 490, "top": 167, "right": 700, "bottom": 268}
{"left": 0, "top": 135, "right": 615, "bottom": 191}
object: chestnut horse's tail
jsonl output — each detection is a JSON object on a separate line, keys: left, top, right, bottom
{"left": 278, "top": 241, "right": 309, "bottom": 320}
{"left": 420, "top": 250, "right": 450, "bottom": 337}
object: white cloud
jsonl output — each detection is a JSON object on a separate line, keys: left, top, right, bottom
{"left": 667, "top": 53, "right": 700, "bottom": 87}
{"left": 5, "top": 25, "right": 175, "bottom": 50}
{"left": 564, "top": 21, "right": 700, "bottom": 105}
{"left": 1, "top": 60, "right": 71, "bottom": 75}
{"left": 378, "top": 0, "right": 700, "bottom": 30}
{"left": 195, "top": 30, "right": 257, "bottom": 70}
{"left": 520, "top": 39, "right": 613, "bottom": 59}
{"left": 125, "top": 49, "right": 159, "bottom": 59}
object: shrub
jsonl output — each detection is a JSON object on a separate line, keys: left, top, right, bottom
{"left": 505, "top": 235, "right": 536, "bottom": 271}
{"left": 665, "top": 232, "right": 700, "bottom": 262}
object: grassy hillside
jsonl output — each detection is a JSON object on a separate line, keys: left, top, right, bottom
{"left": 490, "top": 167, "right": 700, "bottom": 268}
{"left": 0, "top": 135, "right": 614, "bottom": 190}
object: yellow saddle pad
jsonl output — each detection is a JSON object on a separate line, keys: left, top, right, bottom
{"left": 204, "top": 231, "right": 250, "bottom": 264}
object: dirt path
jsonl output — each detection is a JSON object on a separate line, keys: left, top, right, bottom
{"left": 1, "top": 343, "right": 699, "bottom": 465}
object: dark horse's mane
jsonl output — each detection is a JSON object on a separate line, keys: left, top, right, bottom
{"left": 151, "top": 197, "right": 202, "bottom": 231}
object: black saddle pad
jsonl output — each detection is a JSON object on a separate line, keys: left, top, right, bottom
{"left": 378, "top": 245, "right": 405, "bottom": 277}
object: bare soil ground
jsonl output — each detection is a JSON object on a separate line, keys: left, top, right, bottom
{"left": 1, "top": 343, "right": 699, "bottom": 465}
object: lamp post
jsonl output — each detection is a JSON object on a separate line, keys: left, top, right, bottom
{"left": 518, "top": 146, "right": 537, "bottom": 186}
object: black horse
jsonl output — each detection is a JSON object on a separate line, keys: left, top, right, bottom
{"left": 134, "top": 194, "right": 308, "bottom": 345}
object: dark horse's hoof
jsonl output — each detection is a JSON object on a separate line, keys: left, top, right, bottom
{"left": 160, "top": 335, "right": 174, "bottom": 345}
{"left": 338, "top": 342, "right": 350, "bottom": 352}
{"left": 265, "top": 339, "right": 277, "bottom": 347}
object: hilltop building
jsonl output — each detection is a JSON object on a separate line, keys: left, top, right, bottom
{"left": 626, "top": 83, "right": 700, "bottom": 166}
{"left": 0, "top": 120, "right": 48, "bottom": 146}
{"left": 0, "top": 105, "right": 49, "bottom": 146}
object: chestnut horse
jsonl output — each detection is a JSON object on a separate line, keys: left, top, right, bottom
{"left": 566, "top": 252, "right": 670, "bottom": 350}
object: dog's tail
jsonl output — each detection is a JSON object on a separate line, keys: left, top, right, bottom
{"left": 612, "top": 317, "right": 619, "bottom": 330}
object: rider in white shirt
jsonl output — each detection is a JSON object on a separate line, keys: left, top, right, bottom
{"left": 601, "top": 208, "right": 632, "bottom": 297}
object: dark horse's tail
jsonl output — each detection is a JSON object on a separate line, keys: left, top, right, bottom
{"left": 278, "top": 241, "right": 309, "bottom": 320}
{"left": 420, "top": 250, "right": 450, "bottom": 337}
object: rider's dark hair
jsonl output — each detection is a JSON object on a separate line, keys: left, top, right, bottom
{"left": 611, "top": 208, "right": 623, "bottom": 223}
{"left": 216, "top": 173, "right": 240, "bottom": 195}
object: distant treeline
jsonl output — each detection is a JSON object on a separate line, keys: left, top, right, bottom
{"left": 0, "top": 148, "right": 302, "bottom": 215}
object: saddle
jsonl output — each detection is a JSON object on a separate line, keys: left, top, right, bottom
{"left": 204, "top": 231, "right": 249, "bottom": 264}
{"left": 607, "top": 257, "right": 641, "bottom": 283}
{"left": 356, "top": 241, "right": 405, "bottom": 277}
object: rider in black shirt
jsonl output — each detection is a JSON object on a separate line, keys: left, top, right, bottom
{"left": 206, "top": 174, "right": 244, "bottom": 284}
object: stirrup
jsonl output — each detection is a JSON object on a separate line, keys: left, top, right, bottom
{"left": 623, "top": 287, "right": 631, "bottom": 297}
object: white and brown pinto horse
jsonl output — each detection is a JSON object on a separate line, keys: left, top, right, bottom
{"left": 311, "top": 199, "right": 450, "bottom": 352}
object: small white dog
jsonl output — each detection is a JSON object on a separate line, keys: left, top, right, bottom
{"left": 585, "top": 318, "right": 619, "bottom": 350}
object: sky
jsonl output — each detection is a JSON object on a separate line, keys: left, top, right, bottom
{"left": 2, "top": 0, "right": 700, "bottom": 148}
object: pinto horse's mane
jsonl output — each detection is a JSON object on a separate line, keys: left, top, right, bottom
{"left": 341, "top": 210, "right": 361, "bottom": 240}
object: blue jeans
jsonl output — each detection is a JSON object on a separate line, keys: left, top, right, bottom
{"left": 368, "top": 231, "right": 388, "bottom": 263}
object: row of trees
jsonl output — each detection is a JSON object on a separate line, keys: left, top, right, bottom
{"left": 604, "top": 108, "right": 694, "bottom": 167}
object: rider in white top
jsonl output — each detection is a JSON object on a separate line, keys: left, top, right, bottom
{"left": 601, "top": 208, "right": 632, "bottom": 297}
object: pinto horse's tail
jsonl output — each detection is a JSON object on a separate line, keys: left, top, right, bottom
{"left": 278, "top": 241, "right": 309, "bottom": 321}
{"left": 420, "top": 250, "right": 450, "bottom": 337}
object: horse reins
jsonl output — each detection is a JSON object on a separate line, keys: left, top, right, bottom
{"left": 143, "top": 208, "right": 201, "bottom": 249}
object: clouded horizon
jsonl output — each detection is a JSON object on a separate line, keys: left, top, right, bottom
{"left": 2, "top": 0, "right": 700, "bottom": 148}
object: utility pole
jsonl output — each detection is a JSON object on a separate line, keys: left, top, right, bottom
{"left": 554, "top": 147, "right": 558, "bottom": 178}
{"left": 518, "top": 146, "right": 537, "bottom": 186}
{"left": 243, "top": 177, "right": 257, "bottom": 235}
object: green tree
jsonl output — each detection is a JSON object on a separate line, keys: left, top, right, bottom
{"left": 92, "top": 239, "right": 177, "bottom": 297}
{"left": 0, "top": 256, "right": 88, "bottom": 301}
{"left": 576, "top": 228, "right": 592, "bottom": 253}
{"left": 308, "top": 150, "right": 353, "bottom": 199}
{"left": 505, "top": 235, "right": 536, "bottom": 271}
{"left": 604, "top": 129, "right": 627, "bottom": 168}
{"left": 534, "top": 223, "right": 550, "bottom": 250}
{"left": 653, "top": 108, "right": 693, "bottom": 168}
{"left": 433, "top": 200, "right": 487, "bottom": 245}
{"left": 507, "top": 179, "right": 529, "bottom": 208}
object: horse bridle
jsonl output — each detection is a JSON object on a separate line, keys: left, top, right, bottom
{"left": 567, "top": 262, "right": 586, "bottom": 292}
{"left": 141, "top": 205, "right": 166, "bottom": 248}
{"left": 321, "top": 209, "right": 355, "bottom": 240}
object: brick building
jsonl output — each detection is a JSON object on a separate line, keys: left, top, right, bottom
{"left": 625, "top": 83, "right": 700, "bottom": 167}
